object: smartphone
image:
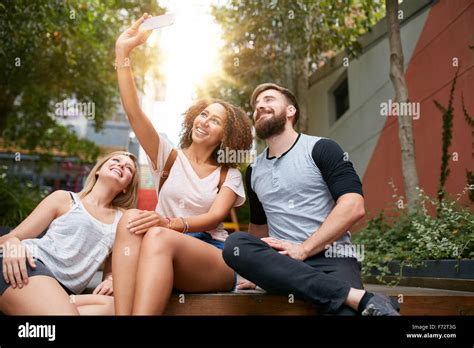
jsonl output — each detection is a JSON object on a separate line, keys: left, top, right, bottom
{"left": 141, "top": 13, "right": 176, "bottom": 31}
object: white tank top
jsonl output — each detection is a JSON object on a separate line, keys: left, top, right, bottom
{"left": 22, "top": 192, "right": 122, "bottom": 294}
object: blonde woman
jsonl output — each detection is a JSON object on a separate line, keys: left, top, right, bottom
{"left": 0, "top": 151, "right": 139, "bottom": 315}
{"left": 112, "top": 13, "right": 253, "bottom": 315}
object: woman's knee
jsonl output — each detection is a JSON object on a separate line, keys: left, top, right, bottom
{"left": 141, "top": 227, "right": 176, "bottom": 255}
{"left": 117, "top": 209, "right": 141, "bottom": 229}
{"left": 115, "top": 209, "right": 142, "bottom": 240}
{"left": 113, "top": 210, "right": 145, "bottom": 262}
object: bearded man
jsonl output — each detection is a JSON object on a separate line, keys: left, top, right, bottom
{"left": 223, "top": 83, "right": 399, "bottom": 316}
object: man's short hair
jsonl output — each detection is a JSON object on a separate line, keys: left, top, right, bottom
{"left": 250, "top": 83, "right": 300, "bottom": 125}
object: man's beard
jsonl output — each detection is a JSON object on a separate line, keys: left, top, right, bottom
{"left": 254, "top": 110, "right": 286, "bottom": 139}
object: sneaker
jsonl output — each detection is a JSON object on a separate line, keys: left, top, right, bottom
{"left": 361, "top": 293, "right": 400, "bottom": 316}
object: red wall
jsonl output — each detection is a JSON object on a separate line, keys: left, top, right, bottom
{"left": 362, "top": 0, "right": 474, "bottom": 218}
{"left": 137, "top": 188, "right": 158, "bottom": 211}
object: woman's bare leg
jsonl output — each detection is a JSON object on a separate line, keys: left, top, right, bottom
{"left": 132, "top": 227, "right": 235, "bottom": 315}
{"left": 0, "top": 276, "right": 79, "bottom": 315}
{"left": 112, "top": 209, "right": 145, "bottom": 315}
{"left": 72, "top": 294, "right": 114, "bottom": 315}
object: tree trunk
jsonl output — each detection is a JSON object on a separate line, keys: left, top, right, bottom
{"left": 386, "top": 0, "right": 420, "bottom": 211}
{"left": 295, "top": 5, "right": 317, "bottom": 135}
{"left": 284, "top": 56, "right": 296, "bottom": 96}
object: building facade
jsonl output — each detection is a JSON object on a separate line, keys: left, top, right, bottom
{"left": 307, "top": 0, "right": 473, "bottom": 219}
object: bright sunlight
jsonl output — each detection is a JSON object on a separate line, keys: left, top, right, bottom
{"left": 140, "top": 0, "right": 223, "bottom": 163}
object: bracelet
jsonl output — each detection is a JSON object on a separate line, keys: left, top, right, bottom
{"left": 114, "top": 57, "right": 131, "bottom": 70}
{"left": 169, "top": 218, "right": 177, "bottom": 230}
{"left": 165, "top": 217, "right": 171, "bottom": 229}
{"left": 179, "top": 217, "right": 189, "bottom": 233}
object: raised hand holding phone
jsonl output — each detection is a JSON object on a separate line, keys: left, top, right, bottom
{"left": 115, "top": 13, "right": 175, "bottom": 58}
{"left": 114, "top": 12, "right": 173, "bottom": 171}
{"left": 115, "top": 13, "right": 151, "bottom": 58}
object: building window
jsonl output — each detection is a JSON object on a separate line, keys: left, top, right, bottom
{"left": 333, "top": 76, "right": 349, "bottom": 120}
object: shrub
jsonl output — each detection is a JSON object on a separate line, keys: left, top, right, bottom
{"left": 353, "top": 183, "right": 474, "bottom": 285}
{"left": 0, "top": 165, "right": 49, "bottom": 228}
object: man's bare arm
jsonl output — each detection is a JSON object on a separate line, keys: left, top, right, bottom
{"left": 301, "top": 193, "right": 365, "bottom": 258}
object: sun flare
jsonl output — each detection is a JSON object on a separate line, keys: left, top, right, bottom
{"left": 140, "top": 0, "right": 223, "bottom": 163}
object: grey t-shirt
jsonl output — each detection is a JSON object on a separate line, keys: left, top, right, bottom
{"left": 246, "top": 133, "right": 363, "bottom": 258}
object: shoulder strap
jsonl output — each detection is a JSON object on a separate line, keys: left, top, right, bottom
{"left": 158, "top": 149, "right": 178, "bottom": 195}
{"left": 114, "top": 209, "right": 124, "bottom": 225}
{"left": 217, "top": 166, "right": 229, "bottom": 193}
{"left": 69, "top": 191, "right": 77, "bottom": 204}
{"left": 159, "top": 152, "right": 228, "bottom": 195}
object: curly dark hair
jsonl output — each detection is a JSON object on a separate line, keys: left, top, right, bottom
{"left": 179, "top": 99, "right": 253, "bottom": 168}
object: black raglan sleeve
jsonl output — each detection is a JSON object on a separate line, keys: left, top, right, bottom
{"left": 312, "top": 139, "right": 364, "bottom": 202}
{"left": 245, "top": 165, "right": 268, "bottom": 225}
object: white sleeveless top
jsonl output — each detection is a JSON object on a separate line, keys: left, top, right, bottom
{"left": 22, "top": 192, "right": 123, "bottom": 294}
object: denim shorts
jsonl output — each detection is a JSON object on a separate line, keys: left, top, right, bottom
{"left": 184, "top": 232, "right": 225, "bottom": 249}
{"left": 0, "top": 257, "right": 73, "bottom": 296}
{"left": 182, "top": 232, "right": 236, "bottom": 291}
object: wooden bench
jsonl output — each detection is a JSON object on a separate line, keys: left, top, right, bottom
{"left": 163, "top": 290, "right": 317, "bottom": 315}
{"left": 84, "top": 273, "right": 474, "bottom": 315}
{"left": 162, "top": 285, "right": 474, "bottom": 316}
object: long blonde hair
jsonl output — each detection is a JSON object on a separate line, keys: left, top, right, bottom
{"left": 78, "top": 151, "right": 140, "bottom": 209}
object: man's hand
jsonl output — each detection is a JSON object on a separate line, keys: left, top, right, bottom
{"left": 126, "top": 210, "right": 166, "bottom": 234}
{"left": 261, "top": 237, "right": 308, "bottom": 261}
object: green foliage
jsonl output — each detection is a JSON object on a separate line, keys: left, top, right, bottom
{"left": 0, "top": 0, "right": 165, "bottom": 161}
{"left": 433, "top": 67, "right": 474, "bottom": 205}
{"left": 467, "top": 171, "right": 474, "bottom": 203}
{"left": 0, "top": 165, "right": 49, "bottom": 227}
{"left": 463, "top": 93, "right": 474, "bottom": 128}
{"left": 433, "top": 67, "right": 459, "bottom": 203}
{"left": 462, "top": 93, "right": 474, "bottom": 203}
{"left": 353, "top": 186, "right": 474, "bottom": 285}
{"left": 199, "top": 0, "right": 385, "bottom": 114}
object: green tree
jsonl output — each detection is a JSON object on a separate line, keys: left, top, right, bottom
{"left": 0, "top": 0, "right": 165, "bottom": 162}
{"left": 199, "top": 0, "right": 384, "bottom": 133}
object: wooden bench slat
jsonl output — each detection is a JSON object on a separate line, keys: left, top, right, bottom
{"left": 164, "top": 293, "right": 316, "bottom": 316}
{"left": 162, "top": 285, "right": 474, "bottom": 316}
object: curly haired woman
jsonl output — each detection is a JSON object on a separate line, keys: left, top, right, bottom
{"left": 112, "top": 13, "right": 253, "bottom": 315}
